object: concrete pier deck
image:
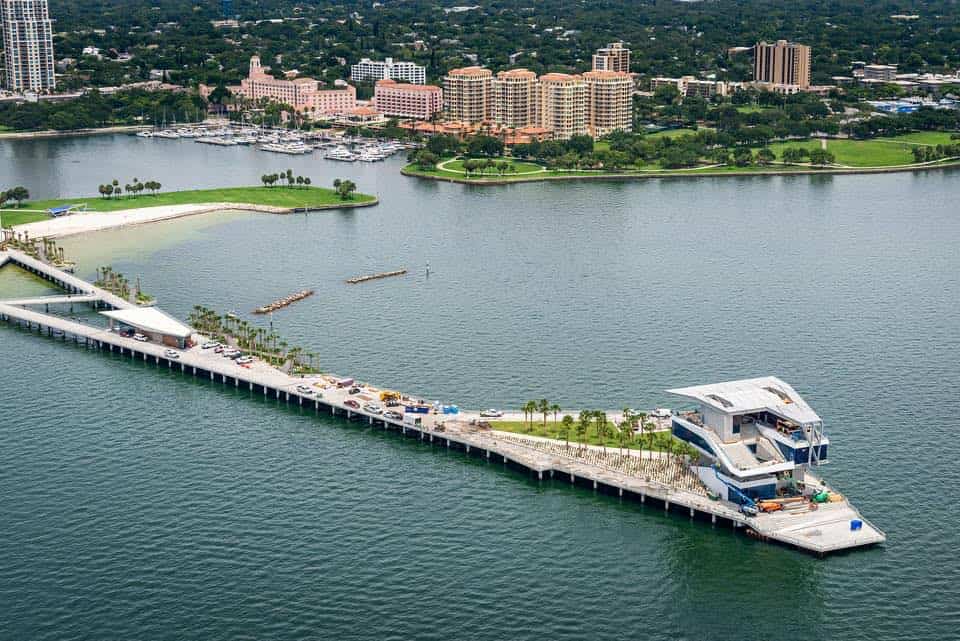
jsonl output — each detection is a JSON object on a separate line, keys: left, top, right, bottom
{"left": 0, "top": 249, "right": 886, "bottom": 556}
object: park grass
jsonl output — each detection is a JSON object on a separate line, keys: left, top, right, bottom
{"left": 766, "top": 138, "right": 919, "bottom": 167}
{"left": 643, "top": 127, "right": 702, "bottom": 139}
{"left": 736, "top": 105, "right": 777, "bottom": 114}
{"left": 442, "top": 158, "right": 545, "bottom": 175}
{"left": 2, "top": 186, "right": 376, "bottom": 227}
{"left": 0, "top": 210, "right": 50, "bottom": 227}
{"left": 882, "top": 131, "right": 959, "bottom": 145}
{"left": 491, "top": 420, "right": 685, "bottom": 452}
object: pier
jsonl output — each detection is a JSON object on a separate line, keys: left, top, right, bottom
{"left": 0, "top": 248, "right": 885, "bottom": 556}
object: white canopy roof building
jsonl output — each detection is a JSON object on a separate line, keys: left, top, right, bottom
{"left": 101, "top": 307, "right": 193, "bottom": 347}
{"left": 668, "top": 376, "right": 822, "bottom": 426}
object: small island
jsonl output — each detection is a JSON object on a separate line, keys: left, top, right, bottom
{"left": 1, "top": 182, "right": 378, "bottom": 230}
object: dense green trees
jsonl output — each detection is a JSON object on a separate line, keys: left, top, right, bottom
{"left": 46, "top": 0, "right": 960, "bottom": 92}
{"left": 0, "top": 186, "right": 30, "bottom": 208}
{"left": 0, "top": 89, "right": 204, "bottom": 131}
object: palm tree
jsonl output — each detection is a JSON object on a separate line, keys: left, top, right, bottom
{"left": 594, "top": 411, "right": 609, "bottom": 454}
{"left": 576, "top": 411, "right": 590, "bottom": 453}
{"left": 550, "top": 403, "right": 561, "bottom": 425}
{"left": 560, "top": 415, "right": 574, "bottom": 450}
{"left": 523, "top": 400, "right": 538, "bottom": 432}
{"left": 538, "top": 398, "right": 549, "bottom": 433}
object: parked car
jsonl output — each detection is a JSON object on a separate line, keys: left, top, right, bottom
{"left": 133, "top": 333, "right": 148, "bottom": 342}
{"left": 364, "top": 403, "right": 383, "bottom": 415}
{"left": 480, "top": 409, "right": 504, "bottom": 418}
{"left": 344, "top": 399, "right": 360, "bottom": 409}
{"left": 236, "top": 356, "right": 253, "bottom": 365}
{"left": 383, "top": 410, "right": 403, "bottom": 421}
{"left": 348, "top": 386, "right": 361, "bottom": 395}
{"left": 201, "top": 341, "right": 219, "bottom": 349}
{"left": 385, "top": 399, "right": 401, "bottom": 407}
{"left": 226, "top": 351, "right": 243, "bottom": 360}
{"left": 164, "top": 349, "right": 180, "bottom": 359}
{"left": 213, "top": 345, "right": 224, "bottom": 354}
{"left": 296, "top": 385, "right": 314, "bottom": 395}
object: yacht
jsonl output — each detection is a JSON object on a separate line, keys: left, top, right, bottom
{"left": 325, "top": 146, "right": 357, "bottom": 161}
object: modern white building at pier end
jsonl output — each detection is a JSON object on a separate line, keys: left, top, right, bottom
{"left": 668, "top": 377, "right": 829, "bottom": 506}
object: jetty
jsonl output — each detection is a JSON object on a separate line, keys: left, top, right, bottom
{"left": 346, "top": 269, "right": 406, "bottom": 284}
{"left": 0, "top": 248, "right": 886, "bottom": 556}
{"left": 253, "top": 289, "right": 314, "bottom": 314}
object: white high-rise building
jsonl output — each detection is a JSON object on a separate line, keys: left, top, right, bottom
{"left": 1, "top": 0, "right": 56, "bottom": 92}
{"left": 351, "top": 57, "right": 426, "bottom": 85}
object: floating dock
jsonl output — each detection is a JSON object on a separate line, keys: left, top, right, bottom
{"left": 346, "top": 269, "right": 406, "bottom": 284}
{"left": 0, "top": 248, "right": 885, "bottom": 556}
{"left": 253, "top": 289, "right": 314, "bottom": 314}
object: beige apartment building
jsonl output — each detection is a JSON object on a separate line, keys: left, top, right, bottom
{"left": 592, "top": 42, "right": 631, "bottom": 73}
{"left": 443, "top": 65, "right": 633, "bottom": 140}
{"left": 442, "top": 66, "right": 493, "bottom": 122}
{"left": 583, "top": 70, "right": 633, "bottom": 136}
{"left": 491, "top": 68, "right": 539, "bottom": 128}
{"left": 538, "top": 73, "right": 588, "bottom": 140}
{"left": 753, "top": 40, "right": 811, "bottom": 89}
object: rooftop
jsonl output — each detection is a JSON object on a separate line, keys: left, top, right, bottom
{"left": 101, "top": 307, "right": 193, "bottom": 338}
{"left": 667, "top": 376, "right": 822, "bottom": 425}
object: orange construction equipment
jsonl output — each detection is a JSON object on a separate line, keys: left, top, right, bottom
{"left": 758, "top": 501, "right": 783, "bottom": 513}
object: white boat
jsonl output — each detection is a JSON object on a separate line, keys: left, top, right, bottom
{"left": 136, "top": 131, "right": 153, "bottom": 138}
{"left": 325, "top": 146, "right": 357, "bottom": 161}
{"left": 153, "top": 130, "right": 181, "bottom": 139}
{"left": 261, "top": 142, "right": 311, "bottom": 155}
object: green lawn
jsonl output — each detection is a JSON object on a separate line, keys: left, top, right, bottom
{"left": 644, "top": 127, "right": 704, "bottom": 139}
{"left": 881, "top": 131, "right": 959, "bottom": 146}
{"left": 736, "top": 105, "right": 777, "bottom": 114}
{"left": 767, "top": 138, "right": 921, "bottom": 167}
{"left": 440, "top": 158, "right": 546, "bottom": 175}
{"left": 2, "top": 186, "right": 376, "bottom": 227}
{"left": 491, "top": 420, "right": 689, "bottom": 453}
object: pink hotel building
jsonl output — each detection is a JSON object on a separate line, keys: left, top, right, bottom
{"left": 373, "top": 79, "right": 442, "bottom": 119}
{"left": 236, "top": 56, "right": 356, "bottom": 117}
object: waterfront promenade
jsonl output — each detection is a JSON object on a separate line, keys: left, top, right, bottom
{"left": 0, "top": 248, "right": 886, "bottom": 555}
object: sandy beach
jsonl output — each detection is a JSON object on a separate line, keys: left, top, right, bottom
{"left": 7, "top": 203, "right": 289, "bottom": 239}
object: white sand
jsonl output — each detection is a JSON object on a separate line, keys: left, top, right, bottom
{"left": 9, "top": 202, "right": 289, "bottom": 239}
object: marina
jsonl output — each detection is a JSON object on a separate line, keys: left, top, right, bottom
{"left": 135, "top": 123, "right": 415, "bottom": 160}
{"left": 0, "top": 247, "right": 885, "bottom": 556}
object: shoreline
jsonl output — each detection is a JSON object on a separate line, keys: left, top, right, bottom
{"left": 6, "top": 198, "right": 378, "bottom": 239}
{"left": 402, "top": 158, "right": 960, "bottom": 185}
{"left": 0, "top": 124, "right": 151, "bottom": 140}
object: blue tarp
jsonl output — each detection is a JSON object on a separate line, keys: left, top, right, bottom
{"left": 48, "top": 205, "right": 79, "bottom": 217}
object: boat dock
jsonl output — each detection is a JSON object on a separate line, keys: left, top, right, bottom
{"left": 346, "top": 269, "right": 407, "bottom": 285}
{"left": 0, "top": 248, "right": 885, "bottom": 556}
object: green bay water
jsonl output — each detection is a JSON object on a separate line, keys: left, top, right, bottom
{"left": 2, "top": 135, "right": 959, "bottom": 640}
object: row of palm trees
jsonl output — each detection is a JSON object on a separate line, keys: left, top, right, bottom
{"left": 518, "top": 402, "right": 691, "bottom": 460}
{"left": 97, "top": 178, "right": 162, "bottom": 199}
{"left": 187, "top": 304, "right": 321, "bottom": 374}
{"left": 261, "top": 169, "right": 312, "bottom": 188}
{"left": 520, "top": 399, "right": 563, "bottom": 432}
